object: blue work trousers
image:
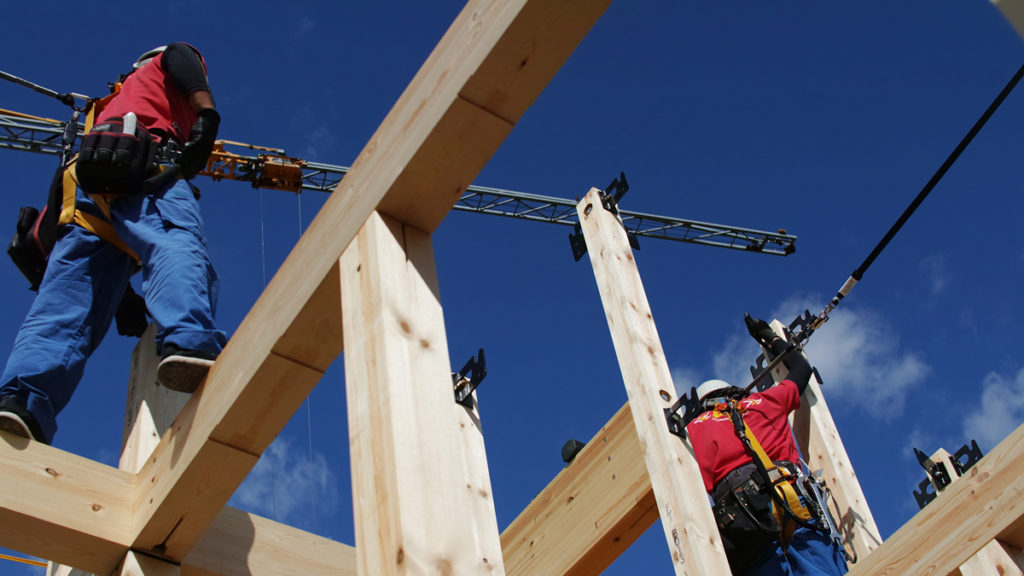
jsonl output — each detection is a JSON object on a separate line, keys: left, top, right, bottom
{"left": 0, "top": 179, "right": 227, "bottom": 443}
{"left": 748, "top": 523, "right": 848, "bottom": 576}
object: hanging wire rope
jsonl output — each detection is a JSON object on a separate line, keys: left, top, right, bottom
{"left": 297, "top": 190, "right": 317, "bottom": 533}
{"left": 256, "top": 188, "right": 278, "bottom": 520}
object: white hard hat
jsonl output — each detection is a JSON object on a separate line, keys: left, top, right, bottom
{"left": 696, "top": 379, "right": 731, "bottom": 402}
{"left": 134, "top": 46, "right": 168, "bottom": 69}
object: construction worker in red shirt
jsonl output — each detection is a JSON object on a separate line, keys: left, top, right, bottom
{"left": 686, "top": 315, "right": 847, "bottom": 576}
{"left": 0, "top": 43, "right": 225, "bottom": 444}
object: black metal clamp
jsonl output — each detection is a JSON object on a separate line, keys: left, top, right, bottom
{"left": 664, "top": 386, "right": 703, "bottom": 440}
{"left": 569, "top": 171, "right": 639, "bottom": 261}
{"left": 452, "top": 348, "right": 487, "bottom": 407}
{"left": 911, "top": 440, "right": 984, "bottom": 509}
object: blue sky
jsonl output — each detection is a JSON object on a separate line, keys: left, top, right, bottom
{"left": 2, "top": 1, "right": 1023, "bottom": 574}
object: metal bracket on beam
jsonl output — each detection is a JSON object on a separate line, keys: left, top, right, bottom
{"left": 664, "top": 386, "right": 702, "bottom": 440}
{"left": 569, "top": 171, "right": 638, "bottom": 261}
{"left": 912, "top": 440, "right": 984, "bottom": 509}
{"left": 452, "top": 348, "right": 487, "bottom": 407}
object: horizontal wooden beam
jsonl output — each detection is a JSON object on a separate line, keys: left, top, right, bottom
{"left": 501, "top": 402, "right": 657, "bottom": 575}
{"left": 130, "top": 0, "right": 611, "bottom": 561}
{"left": 0, "top": 431, "right": 133, "bottom": 575}
{"left": 848, "top": 422, "right": 1024, "bottom": 576}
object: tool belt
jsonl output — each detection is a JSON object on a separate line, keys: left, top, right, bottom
{"left": 75, "top": 115, "right": 159, "bottom": 197}
{"left": 712, "top": 461, "right": 813, "bottom": 573}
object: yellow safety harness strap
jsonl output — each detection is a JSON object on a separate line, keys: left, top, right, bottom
{"left": 60, "top": 163, "right": 141, "bottom": 264}
{"left": 724, "top": 399, "right": 812, "bottom": 547}
{"left": 741, "top": 418, "right": 812, "bottom": 525}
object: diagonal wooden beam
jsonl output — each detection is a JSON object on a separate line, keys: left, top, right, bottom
{"left": 847, "top": 422, "right": 1024, "bottom": 576}
{"left": 576, "top": 188, "right": 731, "bottom": 575}
{"left": 183, "top": 506, "right": 357, "bottom": 576}
{"left": 501, "top": 402, "right": 658, "bottom": 576}
{"left": 130, "top": 0, "right": 612, "bottom": 560}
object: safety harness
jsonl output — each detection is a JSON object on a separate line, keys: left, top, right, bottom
{"left": 60, "top": 87, "right": 142, "bottom": 263}
{"left": 722, "top": 398, "right": 813, "bottom": 546}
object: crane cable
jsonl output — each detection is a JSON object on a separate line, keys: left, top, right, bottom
{"left": 805, "top": 61, "right": 1024, "bottom": 339}
{"left": 739, "top": 62, "right": 1024, "bottom": 395}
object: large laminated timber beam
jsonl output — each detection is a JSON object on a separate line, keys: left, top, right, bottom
{"left": 847, "top": 422, "right": 1024, "bottom": 576}
{"left": 576, "top": 188, "right": 731, "bottom": 575}
{"left": 0, "top": 432, "right": 133, "bottom": 575}
{"left": 129, "top": 0, "right": 612, "bottom": 561}
{"left": 341, "top": 212, "right": 503, "bottom": 574}
{"left": 501, "top": 402, "right": 658, "bottom": 575}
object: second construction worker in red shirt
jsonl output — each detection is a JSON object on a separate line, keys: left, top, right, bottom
{"left": 686, "top": 316, "right": 848, "bottom": 576}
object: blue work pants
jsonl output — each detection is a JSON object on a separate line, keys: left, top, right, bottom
{"left": 0, "top": 179, "right": 226, "bottom": 443}
{"left": 747, "top": 523, "right": 848, "bottom": 576}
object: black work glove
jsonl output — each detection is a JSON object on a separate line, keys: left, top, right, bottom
{"left": 116, "top": 284, "right": 149, "bottom": 337}
{"left": 744, "top": 313, "right": 776, "bottom": 349}
{"left": 179, "top": 108, "right": 220, "bottom": 179}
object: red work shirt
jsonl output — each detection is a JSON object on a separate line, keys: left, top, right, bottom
{"left": 686, "top": 380, "right": 802, "bottom": 493}
{"left": 97, "top": 51, "right": 199, "bottom": 142}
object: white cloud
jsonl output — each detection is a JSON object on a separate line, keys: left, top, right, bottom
{"left": 962, "top": 366, "right": 1024, "bottom": 452}
{"left": 918, "top": 254, "right": 949, "bottom": 295}
{"left": 230, "top": 436, "right": 339, "bottom": 527}
{"left": 294, "top": 16, "right": 316, "bottom": 38}
{"left": 769, "top": 295, "right": 930, "bottom": 419}
{"left": 673, "top": 294, "right": 930, "bottom": 420}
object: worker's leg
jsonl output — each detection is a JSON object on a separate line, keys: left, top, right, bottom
{"left": 0, "top": 225, "right": 134, "bottom": 443}
{"left": 779, "top": 525, "right": 848, "bottom": 576}
{"left": 112, "top": 178, "right": 227, "bottom": 355}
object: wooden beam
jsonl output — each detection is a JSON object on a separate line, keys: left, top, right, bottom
{"left": 0, "top": 431, "right": 133, "bottom": 575}
{"left": 576, "top": 188, "right": 731, "bottom": 575}
{"left": 341, "top": 211, "right": 503, "bottom": 574}
{"left": 847, "top": 422, "right": 1024, "bottom": 576}
{"left": 992, "top": 0, "right": 1024, "bottom": 39}
{"left": 128, "top": 0, "right": 611, "bottom": 561}
{"left": 119, "top": 550, "right": 179, "bottom": 576}
{"left": 501, "top": 402, "right": 657, "bottom": 575}
{"left": 770, "top": 321, "right": 882, "bottom": 564}
{"left": 117, "top": 327, "right": 357, "bottom": 576}
{"left": 960, "top": 540, "right": 1024, "bottom": 576}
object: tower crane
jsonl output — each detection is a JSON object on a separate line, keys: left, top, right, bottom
{"left": 0, "top": 107, "right": 797, "bottom": 256}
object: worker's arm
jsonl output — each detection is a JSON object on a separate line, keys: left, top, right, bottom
{"left": 745, "top": 314, "right": 811, "bottom": 395}
{"left": 163, "top": 43, "right": 220, "bottom": 178}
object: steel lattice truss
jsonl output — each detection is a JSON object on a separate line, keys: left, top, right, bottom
{"left": 0, "top": 109, "right": 797, "bottom": 256}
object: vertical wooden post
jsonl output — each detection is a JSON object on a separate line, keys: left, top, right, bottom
{"left": 340, "top": 211, "right": 504, "bottom": 576}
{"left": 576, "top": 188, "right": 731, "bottom": 575}
{"left": 121, "top": 325, "right": 189, "bottom": 474}
{"left": 118, "top": 550, "right": 179, "bottom": 576}
{"left": 48, "top": 325, "right": 187, "bottom": 576}
{"left": 769, "top": 320, "right": 882, "bottom": 564}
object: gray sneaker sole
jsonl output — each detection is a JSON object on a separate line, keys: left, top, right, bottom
{"left": 157, "top": 356, "right": 215, "bottom": 393}
{"left": 0, "top": 410, "right": 32, "bottom": 439}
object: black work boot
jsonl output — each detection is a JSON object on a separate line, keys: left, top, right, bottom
{"left": 156, "top": 344, "right": 218, "bottom": 393}
{"left": 0, "top": 395, "right": 47, "bottom": 443}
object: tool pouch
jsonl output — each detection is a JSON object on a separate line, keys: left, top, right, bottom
{"left": 7, "top": 206, "right": 48, "bottom": 290}
{"left": 712, "top": 467, "right": 780, "bottom": 574}
{"left": 76, "top": 116, "right": 157, "bottom": 196}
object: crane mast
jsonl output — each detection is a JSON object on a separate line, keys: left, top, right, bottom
{"left": 0, "top": 108, "right": 797, "bottom": 256}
